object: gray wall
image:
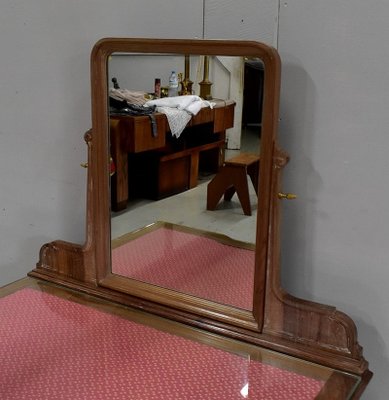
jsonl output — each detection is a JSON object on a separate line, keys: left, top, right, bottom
{"left": 0, "top": 0, "right": 203, "bottom": 284}
{"left": 1, "top": 1, "right": 387, "bottom": 398}
{"left": 278, "top": 2, "right": 389, "bottom": 399}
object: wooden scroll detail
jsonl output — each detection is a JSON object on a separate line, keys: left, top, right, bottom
{"left": 261, "top": 146, "right": 368, "bottom": 373}
{"left": 37, "top": 241, "right": 89, "bottom": 282}
{"left": 32, "top": 129, "right": 96, "bottom": 286}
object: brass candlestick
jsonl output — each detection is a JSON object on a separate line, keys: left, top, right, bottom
{"left": 199, "top": 55, "right": 213, "bottom": 100}
{"left": 179, "top": 55, "right": 193, "bottom": 95}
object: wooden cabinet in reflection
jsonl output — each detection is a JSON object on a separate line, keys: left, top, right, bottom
{"left": 110, "top": 100, "right": 235, "bottom": 211}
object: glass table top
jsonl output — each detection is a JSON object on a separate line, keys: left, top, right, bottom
{"left": 0, "top": 278, "right": 361, "bottom": 399}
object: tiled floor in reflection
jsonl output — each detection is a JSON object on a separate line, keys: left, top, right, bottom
{"left": 111, "top": 127, "right": 260, "bottom": 244}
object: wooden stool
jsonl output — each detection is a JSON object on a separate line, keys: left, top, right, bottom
{"left": 206, "top": 152, "right": 260, "bottom": 216}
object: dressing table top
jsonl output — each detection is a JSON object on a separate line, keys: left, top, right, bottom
{"left": 1, "top": 277, "right": 363, "bottom": 399}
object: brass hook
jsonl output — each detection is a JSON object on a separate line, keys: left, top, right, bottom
{"left": 278, "top": 192, "right": 297, "bottom": 200}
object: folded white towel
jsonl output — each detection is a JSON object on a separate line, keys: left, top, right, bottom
{"left": 145, "top": 95, "right": 216, "bottom": 115}
{"left": 145, "top": 95, "right": 200, "bottom": 112}
{"left": 144, "top": 95, "right": 216, "bottom": 137}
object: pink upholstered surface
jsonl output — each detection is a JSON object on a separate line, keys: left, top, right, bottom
{"left": 112, "top": 227, "right": 255, "bottom": 310}
{"left": 0, "top": 288, "right": 325, "bottom": 399}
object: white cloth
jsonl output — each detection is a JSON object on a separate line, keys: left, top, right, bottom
{"left": 144, "top": 95, "right": 216, "bottom": 137}
{"left": 155, "top": 107, "right": 192, "bottom": 138}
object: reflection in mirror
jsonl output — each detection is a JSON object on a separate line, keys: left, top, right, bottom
{"left": 108, "top": 53, "right": 264, "bottom": 311}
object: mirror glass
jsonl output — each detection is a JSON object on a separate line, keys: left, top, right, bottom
{"left": 108, "top": 52, "right": 264, "bottom": 311}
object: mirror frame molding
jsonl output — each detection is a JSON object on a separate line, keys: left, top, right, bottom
{"left": 92, "top": 38, "right": 282, "bottom": 333}
{"left": 30, "top": 38, "right": 371, "bottom": 385}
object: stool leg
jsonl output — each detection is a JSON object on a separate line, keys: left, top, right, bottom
{"left": 224, "top": 186, "right": 236, "bottom": 201}
{"left": 232, "top": 169, "right": 252, "bottom": 216}
{"left": 207, "top": 167, "right": 232, "bottom": 210}
{"left": 207, "top": 164, "right": 253, "bottom": 215}
{"left": 247, "top": 162, "right": 259, "bottom": 196}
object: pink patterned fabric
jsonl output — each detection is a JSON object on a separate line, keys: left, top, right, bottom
{"left": 112, "top": 227, "right": 255, "bottom": 310}
{"left": 0, "top": 288, "right": 324, "bottom": 399}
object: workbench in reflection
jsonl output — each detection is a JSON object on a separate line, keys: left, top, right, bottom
{"left": 110, "top": 100, "right": 235, "bottom": 211}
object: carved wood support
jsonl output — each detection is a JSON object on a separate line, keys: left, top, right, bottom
{"left": 262, "top": 146, "right": 369, "bottom": 373}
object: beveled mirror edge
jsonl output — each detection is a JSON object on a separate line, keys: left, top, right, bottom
{"left": 29, "top": 38, "right": 371, "bottom": 386}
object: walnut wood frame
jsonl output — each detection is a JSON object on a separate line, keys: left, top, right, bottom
{"left": 29, "top": 38, "right": 371, "bottom": 395}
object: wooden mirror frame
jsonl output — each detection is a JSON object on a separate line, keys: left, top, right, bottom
{"left": 29, "top": 38, "right": 371, "bottom": 386}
